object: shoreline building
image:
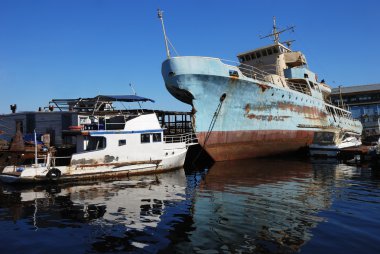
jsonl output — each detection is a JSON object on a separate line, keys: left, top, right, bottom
{"left": 331, "top": 83, "right": 380, "bottom": 138}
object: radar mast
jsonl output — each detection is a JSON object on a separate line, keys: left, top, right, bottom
{"left": 259, "top": 16, "right": 295, "bottom": 45}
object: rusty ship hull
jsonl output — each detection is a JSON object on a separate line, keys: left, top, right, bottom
{"left": 162, "top": 56, "right": 362, "bottom": 161}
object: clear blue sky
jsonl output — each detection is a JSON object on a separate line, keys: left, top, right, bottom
{"left": 0, "top": 0, "right": 379, "bottom": 114}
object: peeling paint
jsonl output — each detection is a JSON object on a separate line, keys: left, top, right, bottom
{"left": 104, "top": 155, "right": 117, "bottom": 163}
{"left": 245, "top": 104, "right": 251, "bottom": 114}
{"left": 258, "top": 84, "right": 271, "bottom": 92}
{"left": 246, "top": 114, "right": 290, "bottom": 121}
{"left": 71, "top": 158, "right": 96, "bottom": 165}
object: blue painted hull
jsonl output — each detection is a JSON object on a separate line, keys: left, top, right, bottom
{"left": 162, "top": 57, "right": 362, "bottom": 161}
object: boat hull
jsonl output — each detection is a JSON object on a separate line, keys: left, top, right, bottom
{"left": 0, "top": 150, "right": 187, "bottom": 183}
{"left": 197, "top": 129, "right": 314, "bottom": 161}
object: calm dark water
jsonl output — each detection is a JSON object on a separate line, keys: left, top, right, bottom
{"left": 1, "top": 159, "right": 380, "bottom": 253}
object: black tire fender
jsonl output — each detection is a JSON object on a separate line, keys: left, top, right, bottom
{"left": 46, "top": 168, "right": 61, "bottom": 181}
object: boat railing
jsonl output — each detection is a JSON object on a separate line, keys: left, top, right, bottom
{"left": 220, "top": 59, "right": 271, "bottom": 81}
{"left": 286, "top": 81, "right": 312, "bottom": 95}
{"left": 220, "top": 58, "right": 318, "bottom": 97}
{"left": 164, "top": 132, "right": 198, "bottom": 145}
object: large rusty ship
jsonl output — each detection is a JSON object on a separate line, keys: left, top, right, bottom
{"left": 160, "top": 14, "right": 362, "bottom": 161}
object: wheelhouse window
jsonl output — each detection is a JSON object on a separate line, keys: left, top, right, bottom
{"left": 141, "top": 133, "right": 150, "bottom": 143}
{"left": 313, "top": 132, "right": 335, "bottom": 145}
{"left": 152, "top": 133, "right": 162, "bottom": 142}
{"left": 86, "top": 136, "right": 106, "bottom": 151}
{"left": 119, "top": 139, "right": 126, "bottom": 146}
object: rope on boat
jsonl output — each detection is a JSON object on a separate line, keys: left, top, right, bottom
{"left": 203, "top": 93, "right": 227, "bottom": 147}
{"left": 192, "top": 93, "right": 227, "bottom": 165}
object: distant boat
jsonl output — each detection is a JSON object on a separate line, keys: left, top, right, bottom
{"left": 309, "top": 131, "right": 361, "bottom": 157}
{"left": 159, "top": 14, "right": 362, "bottom": 161}
{"left": 0, "top": 95, "right": 196, "bottom": 183}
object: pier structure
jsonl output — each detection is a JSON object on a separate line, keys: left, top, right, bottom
{"left": 331, "top": 83, "right": 380, "bottom": 139}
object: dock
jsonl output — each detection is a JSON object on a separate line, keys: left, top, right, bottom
{"left": 338, "top": 145, "right": 377, "bottom": 163}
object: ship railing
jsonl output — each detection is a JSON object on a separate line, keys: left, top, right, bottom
{"left": 220, "top": 59, "right": 274, "bottom": 81}
{"left": 286, "top": 81, "right": 312, "bottom": 96}
{"left": 164, "top": 132, "right": 198, "bottom": 145}
{"left": 220, "top": 58, "right": 316, "bottom": 97}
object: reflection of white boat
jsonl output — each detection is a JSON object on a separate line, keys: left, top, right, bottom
{"left": 309, "top": 131, "right": 361, "bottom": 157}
{"left": 0, "top": 111, "right": 194, "bottom": 183}
{"left": 2, "top": 170, "right": 186, "bottom": 237}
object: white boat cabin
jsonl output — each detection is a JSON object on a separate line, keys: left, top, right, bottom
{"left": 72, "top": 113, "right": 173, "bottom": 165}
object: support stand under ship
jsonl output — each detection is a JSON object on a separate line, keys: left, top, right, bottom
{"left": 159, "top": 13, "right": 362, "bottom": 161}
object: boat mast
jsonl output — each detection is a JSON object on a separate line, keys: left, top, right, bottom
{"left": 157, "top": 9, "right": 171, "bottom": 59}
{"left": 34, "top": 129, "right": 38, "bottom": 167}
{"left": 260, "top": 16, "right": 295, "bottom": 45}
{"left": 272, "top": 16, "right": 279, "bottom": 44}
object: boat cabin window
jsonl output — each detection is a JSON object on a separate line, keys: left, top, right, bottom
{"left": 261, "top": 49, "right": 268, "bottom": 56}
{"left": 118, "top": 139, "right": 126, "bottom": 146}
{"left": 86, "top": 136, "right": 106, "bottom": 151}
{"left": 251, "top": 53, "right": 256, "bottom": 59}
{"left": 141, "top": 133, "right": 150, "bottom": 143}
{"left": 256, "top": 51, "right": 261, "bottom": 58}
{"left": 239, "top": 57, "right": 244, "bottom": 63}
{"left": 313, "top": 132, "right": 335, "bottom": 145}
{"left": 273, "top": 47, "right": 279, "bottom": 53}
{"left": 267, "top": 48, "right": 273, "bottom": 55}
{"left": 152, "top": 133, "right": 162, "bottom": 142}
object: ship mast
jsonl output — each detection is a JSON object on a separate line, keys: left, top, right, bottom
{"left": 260, "top": 16, "right": 295, "bottom": 45}
{"left": 157, "top": 9, "right": 171, "bottom": 59}
{"left": 272, "top": 16, "right": 279, "bottom": 44}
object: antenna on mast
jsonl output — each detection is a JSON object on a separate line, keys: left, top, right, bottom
{"left": 157, "top": 9, "right": 171, "bottom": 59}
{"left": 259, "top": 16, "right": 295, "bottom": 44}
{"left": 129, "top": 83, "right": 142, "bottom": 109}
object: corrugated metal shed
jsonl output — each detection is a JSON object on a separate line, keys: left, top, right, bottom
{"left": 331, "top": 83, "right": 380, "bottom": 95}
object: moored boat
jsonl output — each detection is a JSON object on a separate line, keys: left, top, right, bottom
{"left": 0, "top": 95, "right": 196, "bottom": 183}
{"left": 309, "top": 130, "right": 361, "bottom": 157}
{"left": 159, "top": 14, "right": 362, "bottom": 161}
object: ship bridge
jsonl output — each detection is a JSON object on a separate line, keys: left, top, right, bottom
{"left": 237, "top": 43, "right": 307, "bottom": 77}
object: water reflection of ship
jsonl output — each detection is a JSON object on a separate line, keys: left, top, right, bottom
{"left": 0, "top": 170, "right": 186, "bottom": 251}
{"left": 170, "top": 159, "right": 340, "bottom": 253}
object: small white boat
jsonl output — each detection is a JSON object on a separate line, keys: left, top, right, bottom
{"left": 309, "top": 131, "right": 361, "bottom": 157}
{"left": 0, "top": 112, "right": 196, "bottom": 183}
